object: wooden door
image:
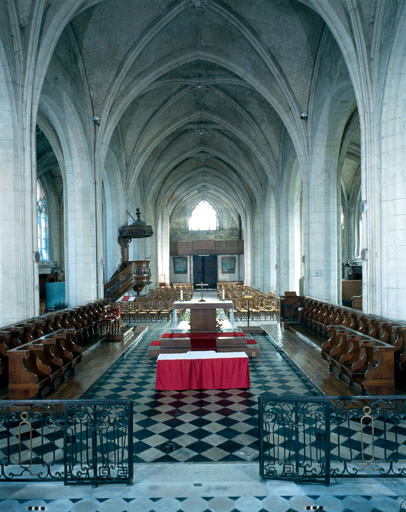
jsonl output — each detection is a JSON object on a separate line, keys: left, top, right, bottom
{"left": 193, "top": 255, "right": 218, "bottom": 288}
{"left": 204, "top": 255, "right": 217, "bottom": 288}
{"left": 193, "top": 255, "right": 203, "bottom": 285}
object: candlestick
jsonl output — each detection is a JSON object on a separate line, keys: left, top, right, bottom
{"left": 222, "top": 289, "right": 225, "bottom": 300}
{"left": 180, "top": 289, "right": 183, "bottom": 301}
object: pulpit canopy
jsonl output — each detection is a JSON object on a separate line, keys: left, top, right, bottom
{"left": 118, "top": 209, "right": 153, "bottom": 239}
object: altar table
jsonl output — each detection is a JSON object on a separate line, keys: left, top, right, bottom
{"left": 155, "top": 351, "right": 250, "bottom": 391}
{"left": 172, "top": 299, "right": 234, "bottom": 330}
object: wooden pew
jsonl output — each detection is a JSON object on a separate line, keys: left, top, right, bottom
{"left": 0, "top": 331, "right": 14, "bottom": 381}
{"left": 0, "top": 298, "right": 109, "bottom": 395}
{"left": 299, "top": 296, "right": 406, "bottom": 392}
{"left": 7, "top": 329, "right": 82, "bottom": 399}
{"left": 9, "top": 327, "right": 24, "bottom": 347}
{"left": 322, "top": 325, "right": 395, "bottom": 394}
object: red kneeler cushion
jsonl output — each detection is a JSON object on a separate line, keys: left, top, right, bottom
{"left": 247, "top": 339, "right": 257, "bottom": 344}
{"left": 162, "top": 332, "right": 245, "bottom": 338}
{"left": 151, "top": 340, "right": 161, "bottom": 346}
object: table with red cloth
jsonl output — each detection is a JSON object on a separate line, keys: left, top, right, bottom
{"left": 155, "top": 351, "right": 250, "bottom": 391}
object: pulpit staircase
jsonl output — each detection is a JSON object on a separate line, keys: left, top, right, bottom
{"left": 104, "top": 260, "right": 151, "bottom": 301}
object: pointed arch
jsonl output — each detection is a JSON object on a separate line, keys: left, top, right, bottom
{"left": 188, "top": 200, "right": 219, "bottom": 231}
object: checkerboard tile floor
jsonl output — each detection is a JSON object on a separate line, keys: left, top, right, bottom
{"left": 6, "top": 494, "right": 406, "bottom": 511}
{"left": 84, "top": 323, "right": 317, "bottom": 463}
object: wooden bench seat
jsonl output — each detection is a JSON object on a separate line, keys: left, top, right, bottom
{"left": 0, "top": 331, "right": 14, "bottom": 382}
{"left": 7, "top": 329, "right": 82, "bottom": 400}
{"left": 322, "top": 325, "right": 395, "bottom": 394}
{"left": 286, "top": 294, "right": 406, "bottom": 393}
{"left": 0, "top": 298, "right": 109, "bottom": 397}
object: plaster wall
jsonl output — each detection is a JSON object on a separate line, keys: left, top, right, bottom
{"left": 251, "top": 202, "right": 263, "bottom": 290}
{"left": 218, "top": 255, "right": 240, "bottom": 283}
{"left": 170, "top": 199, "right": 240, "bottom": 242}
{"left": 170, "top": 255, "right": 192, "bottom": 284}
{"left": 262, "top": 184, "right": 277, "bottom": 292}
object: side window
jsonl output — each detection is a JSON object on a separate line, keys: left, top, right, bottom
{"left": 37, "top": 181, "right": 49, "bottom": 261}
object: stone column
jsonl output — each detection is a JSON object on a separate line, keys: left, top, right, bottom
{"left": 0, "top": 44, "right": 38, "bottom": 324}
{"left": 243, "top": 213, "right": 252, "bottom": 286}
{"left": 64, "top": 146, "right": 98, "bottom": 307}
{"left": 252, "top": 203, "right": 263, "bottom": 289}
{"left": 305, "top": 168, "right": 340, "bottom": 303}
{"left": 372, "top": 21, "right": 406, "bottom": 320}
{"left": 157, "top": 209, "right": 170, "bottom": 285}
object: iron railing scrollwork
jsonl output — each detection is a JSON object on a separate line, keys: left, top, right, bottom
{"left": 258, "top": 395, "right": 406, "bottom": 484}
{"left": 259, "top": 395, "right": 406, "bottom": 485}
{"left": 259, "top": 397, "right": 330, "bottom": 484}
{"left": 0, "top": 399, "right": 133, "bottom": 485}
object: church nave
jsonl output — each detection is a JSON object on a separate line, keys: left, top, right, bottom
{"left": 84, "top": 323, "right": 316, "bottom": 464}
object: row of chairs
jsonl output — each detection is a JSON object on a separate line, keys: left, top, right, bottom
{"left": 119, "top": 284, "right": 279, "bottom": 324}
{"left": 218, "top": 284, "right": 279, "bottom": 321}
{"left": 118, "top": 286, "right": 193, "bottom": 323}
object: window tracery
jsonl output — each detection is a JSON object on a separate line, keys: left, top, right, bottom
{"left": 189, "top": 200, "right": 218, "bottom": 231}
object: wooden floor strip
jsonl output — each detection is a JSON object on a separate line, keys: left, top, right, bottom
{"left": 262, "top": 323, "right": 356, "bottom": 396}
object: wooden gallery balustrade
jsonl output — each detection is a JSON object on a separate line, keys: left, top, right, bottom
{"left": 285, "top": 295, "right": 406, "bottom": 394}
{"left": 0, "top": 299, "right": 120, "bottom": 399}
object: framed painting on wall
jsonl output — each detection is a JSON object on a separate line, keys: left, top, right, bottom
{"left": 221, "top": 256, "right": 236, "bottom": 274}
{"left": 173, "top": 256, "right": 188, "bottom": 274}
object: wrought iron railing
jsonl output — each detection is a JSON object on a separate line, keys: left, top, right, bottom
{"left": 259, "top": 395, "right": 406, "bottom": 485}
{"left": 0, "top": 399, "right": 133, "bottom": 485}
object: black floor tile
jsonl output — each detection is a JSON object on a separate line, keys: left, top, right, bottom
{"left": 83, "top": 322, "right": 318, "bottom": 463}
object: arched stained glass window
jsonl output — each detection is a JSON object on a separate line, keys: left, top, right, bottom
{"left": 189, "top": 200, "right": 218, "bottom": 231}
{"left": 37, "top": 181, "right": 49, "bottom": 261}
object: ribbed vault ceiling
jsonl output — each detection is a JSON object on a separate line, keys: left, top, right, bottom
{"left": 45, "top": 0, "right": 328, "bottom": 219}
